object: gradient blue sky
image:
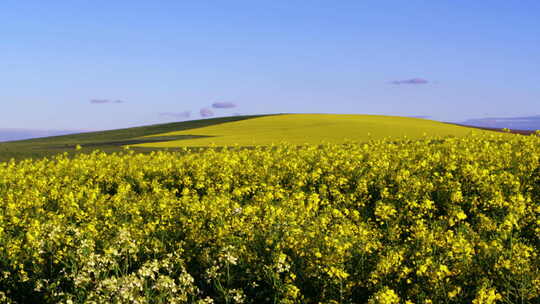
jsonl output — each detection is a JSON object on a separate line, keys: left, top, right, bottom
{"left": 1, "top": 0, "right": 539, "bottom": 130}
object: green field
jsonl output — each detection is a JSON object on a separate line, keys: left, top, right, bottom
{"left": 0, "top": 115, "right": 266, "bottom": 162}
{"left": 136, "top": 114, "right": 495, "bottom": 148}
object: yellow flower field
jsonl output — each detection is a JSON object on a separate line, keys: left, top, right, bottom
{"left": 0, "top": 132, "right": 539, "bottom": 303}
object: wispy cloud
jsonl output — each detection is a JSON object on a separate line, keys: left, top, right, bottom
{"left": 212, "top": 102, "right": 237, "bottom": 109}
{"left": 390, "top": 78, "right": 429, "bottom": 85}
{"left": 90, "top": 99, "right": 125, "bottom": 104}
{"left": 159, "top": 111, "right": 191, "bottom": 119}
{"left": 200, "top": 108, "right": 214, "bottom": 117}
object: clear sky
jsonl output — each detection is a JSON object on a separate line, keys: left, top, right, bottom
{"left": 1, "top": 0, "right": 539, "bottom": 130}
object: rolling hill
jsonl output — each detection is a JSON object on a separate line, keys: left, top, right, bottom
{"left": 135, "top": 114, "right": 497, "bottom": 148}
{"left": 0, "top": 115, "right": 266, "bottom": 161}
{"left": 0, "top": 113, "right": 507, "bottom": 162}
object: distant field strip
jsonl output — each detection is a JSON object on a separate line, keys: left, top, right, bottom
{"left": 0, "top": 115, "right": 265, "bottom": 161}
{"left": 134, "top": 114, "right": 495, "bottom": 147}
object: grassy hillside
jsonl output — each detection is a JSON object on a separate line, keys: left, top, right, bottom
{"left": 0, "top": 114, "right": 511, "bottom": 162}
{"left": 135, "top": 114, "right": 496, "bottom": 148}
{"left": 0, "top": 115, "right": 267, "bottom": 162}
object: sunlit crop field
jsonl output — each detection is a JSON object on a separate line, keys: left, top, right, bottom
{"left": 1, "top": 133, "right": 539, "bottom": 303}
{"left": 135, "top": 114, "right": 495, "bottom": 148}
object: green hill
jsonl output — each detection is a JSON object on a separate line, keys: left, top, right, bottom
{"left": 135, "top": 114, "right": 496, "bottom": 148}
{"left": 0, "top": 115, "right": 267, "bottom": 161}
{"left": 0, "top": 113, "right": 506, "bottom": 162}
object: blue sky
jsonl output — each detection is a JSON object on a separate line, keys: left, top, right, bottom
{"left": 1, "top": 0, "right": 539, "bottom": 131}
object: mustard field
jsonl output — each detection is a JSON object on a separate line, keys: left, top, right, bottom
{"left": 1, "top": 133, "right": 539, "bottom": 303}
{"left": 135, "top": 114, "right": 494, "bottom": 148}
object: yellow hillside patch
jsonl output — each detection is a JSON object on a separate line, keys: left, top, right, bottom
{"left": 134, "top": 114, "right": 495, "bottom": 147}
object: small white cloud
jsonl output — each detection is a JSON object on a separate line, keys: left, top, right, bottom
{"left": 159, "top": 111, "right": 191, "bottom": 119}
{"left": 90, "top": 99, "right": 125, "bottom": 104}
{"left": 390, "top": 78, "right": 429, "bottom": 85}
{"left": 212, "top": 102, "right": 237, "bottom": 109}
{"left": 200, "top": 108, "right": 214, "bottom": 117}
